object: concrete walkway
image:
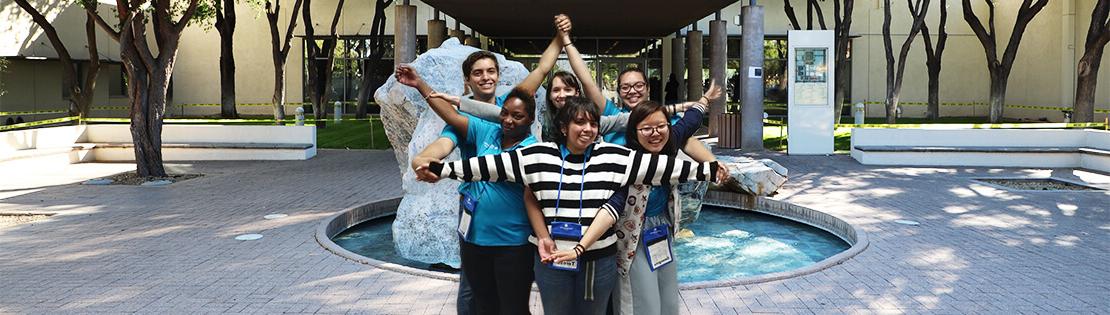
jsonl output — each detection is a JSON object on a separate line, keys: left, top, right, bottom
{"left": 0, "top": 149, "right": 1107, "bottom": 314}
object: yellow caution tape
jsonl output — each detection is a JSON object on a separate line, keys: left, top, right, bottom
{"left": 836, "top": 122, "right": 1107, "bottom": 129}
{"left": 0, "top": 116, "right": 80, "bottom": 131}
{"left": 0, "top": 110, "right": 69, "bottom": 116}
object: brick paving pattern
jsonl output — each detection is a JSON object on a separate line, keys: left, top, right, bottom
{"left": 1, "top": 149, "right": 1107, "bottom": 314}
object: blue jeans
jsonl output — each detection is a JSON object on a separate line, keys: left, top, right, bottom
{"left": 533, "top": 253, "right": 617, "bottom": 315}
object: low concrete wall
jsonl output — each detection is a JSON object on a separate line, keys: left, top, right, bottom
{"left": 851, "top": 128, "right": 1110, "bottom": 173}
{"left": 1, "top": 124, "right": 316, "bottom": 163}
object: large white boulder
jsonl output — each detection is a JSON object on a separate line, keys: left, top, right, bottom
{"left": 374, "top": 38, "right": 547, "bottom": 267}
{"left": 718, "top": 155, "right": 789, "bottom": 196}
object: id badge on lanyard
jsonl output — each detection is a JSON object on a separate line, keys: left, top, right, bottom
{"left": 457, "top": 192, "right": 478, "bottom": 240}
{"left": 549, "top": 221, "right": 583, "bottom": 271}
{"left": 642, "top": 224, "right": 674, "bottom": 271}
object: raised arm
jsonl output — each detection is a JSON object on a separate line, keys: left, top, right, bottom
{"left": 518, "top": 35, "right": 563, "bottom": 94}
{"left": 556, "top": 14, "right": 607, "bottom": 113}
{"left": 395, "top": 64, "right": 469, "bottom": 134}
{"left": 623, "top": 152, "right": 720, "bottom": 186}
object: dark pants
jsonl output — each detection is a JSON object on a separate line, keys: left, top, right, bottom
{"left": 459, "top": 241, "right": 535, "bottom": 315}
{"left": 533, "top": 253, "right": 617, "bottom": 315}
{"left": 457, "top": 269, "right": 474, "bottom": 315}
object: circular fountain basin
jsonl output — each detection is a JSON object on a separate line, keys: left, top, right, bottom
{"left": 316, "top": 192, "right": 868, "bottom": 288}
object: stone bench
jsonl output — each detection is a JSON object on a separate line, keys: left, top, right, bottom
{"left": 850, "top": 129, "right": 1110, "bottom": 173}
{"left": 73, "top": 141, "right": 316, "bottom": 161}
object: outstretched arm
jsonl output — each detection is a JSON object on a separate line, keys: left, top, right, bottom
{"left": 518, "top": 35, "right": 563, "bottom": 94}
{"left": 598, "top": 113, "right": 630, "bottom": 136}
{"left": 396, "top": 64, "right": 469, "bottom": 134}
{"left": 425, "top": 147, "right": 528, "bottom": 184}
{"left": 455, "top": 96, "right": 502, "bottom": 122}
{"left": 623, "top": 152, "right": 723, "bottom": 186}
{"left": 556, "top": 14, "right": 607, "bottom": 113}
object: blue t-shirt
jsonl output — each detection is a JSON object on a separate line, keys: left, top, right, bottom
{"left": 442, "top": 92, "right": 534, "bottom": 246}
{"left": 645, "top": 185, "right": 670, "bottom": 217}
{"left": 601, "top": 100, "right": 628, "bottom": 145}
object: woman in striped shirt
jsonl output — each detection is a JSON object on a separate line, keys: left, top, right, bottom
{"left": 416, "top": 97, "right": 727, "bottom": 315}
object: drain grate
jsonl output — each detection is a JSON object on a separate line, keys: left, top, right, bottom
{"left": 975, "top": 178, "right": 1103, "bottom": 191}
{"left": 0, "top": 213, "right": 55, "bottom": 228}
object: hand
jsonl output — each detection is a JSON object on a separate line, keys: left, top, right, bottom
{"left": 411, "top": 156, "right": 442, "bottom": 183}
{"left": 427, "top": 92, "right": 461, "bottom": 108}
{"left": 537, "top": 237, "right": 557, "bottom": 262}
{"left": 549, "top": 249, "right": 579, "bottom": 263}
{"left": 701, "top": 80, "right": 722, "bottom": 104}
{"left": 394, "top": 64, "right": 422, "bottom": 88}
{"left": 554, "top": 14, "right": 572, "bottom": 44}
{"left": 414, "top": 166, "right": 442, "bottom": 183}
{"left": 715, "top": 163, "right": 731, "bottom": 185}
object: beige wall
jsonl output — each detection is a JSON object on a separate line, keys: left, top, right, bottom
{"left": 2, "top": 0, "right": 1108, "bottom": 121}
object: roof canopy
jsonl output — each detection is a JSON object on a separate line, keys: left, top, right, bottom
{"left": 425, "top": 0, "right": 734, "bottom": 37}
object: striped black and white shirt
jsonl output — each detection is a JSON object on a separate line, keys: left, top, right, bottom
{"left": 429, "top": 142, "right": 719, "bottom": 260}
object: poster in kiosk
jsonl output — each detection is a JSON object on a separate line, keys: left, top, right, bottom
{"left": 787, "top": 30, "right": 835, "bottom": 155}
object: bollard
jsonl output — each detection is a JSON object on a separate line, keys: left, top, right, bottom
{"left": 854, "top": 102, "right": 865, "bottom": 125}
{"left": 295, "top": 107, "right": 305, "bottom": 126}
{"left": 334, "top": 101, "right": 343, "bottom": 124}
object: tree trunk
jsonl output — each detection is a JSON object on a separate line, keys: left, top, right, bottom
{"left": 216, "top": 0, "right": 238, "bottom": 118}
{"left": 988, "top": 71, "right": 1007, "bottom": 123}
{"left": 355, "top": 60, "right": 375, "bottom": 119}
{"left": 1074, "top": 0, "right": 1109, "bottom": 123}
{"left": 79, "top": 11, "right": 100, "bottom": 121}
{"left": 265, "top": 0, "right": 303, "bottom": 123}
{"left": 833, "top": 0, "right": 853, "bottom": 125}
{"left": 926, "top": 63, "right": 940, "bottom": 120}
{"left": 272, "top": 63, "right": 288, "bottom": 122}
{"left": 1074, "top": 50, "right": 1103, "bottom": 122}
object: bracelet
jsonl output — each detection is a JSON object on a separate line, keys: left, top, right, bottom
{"left": 699, "top": 97, "right": 709, "bottom": 104}
{"left": 573, "top": 244, "right": 585, "bottom": 256}
{"left": 563, "top": 41, "right": 574, "bottom": 47}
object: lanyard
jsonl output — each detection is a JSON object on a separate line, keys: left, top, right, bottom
{"left": 555, "top": 144, "right": 593, "bottom": 224}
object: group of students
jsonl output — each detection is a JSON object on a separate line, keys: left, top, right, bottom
{"left": 397, "top": 14, "right": 729, "bottom": 315}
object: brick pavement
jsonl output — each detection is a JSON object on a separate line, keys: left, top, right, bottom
{"left": 0, "top": 149, "right": 1107, "bottom": 314}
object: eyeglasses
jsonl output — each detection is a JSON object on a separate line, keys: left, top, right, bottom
{"left": 636, "top": 124, "right": 669, "bottom": 136}
{"left": 619, "top": 82, "right": 647, "bottom": 93}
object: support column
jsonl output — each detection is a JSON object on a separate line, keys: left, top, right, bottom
{"left": 740, "top": 5, "right": 765, "bottom": 151}
{"left": 670, "top": 33, "right": 686, "bottom": 103}
{"left": 464, "top": 33, "right": 480, "bottom": 47}
{"left": 708, "top": 16, "right": 727, "bottom": 137}
{"left": 393, "top": 3, "right": 417, "bottom": 66}
{"left": 686, "top": 27, "right": 703, "bottom": 101}
{"left": 427, "top": 10, "right": 447, "bottom": 49}
{"left": 449, "top": 20, "right": 465, "bottom": 42}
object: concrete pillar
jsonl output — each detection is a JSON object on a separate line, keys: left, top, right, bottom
{"left": 427, "top": 19, "right": 447, "bottom": 49}
{"left": 464, "top": 34, "right": 480, "bottom": 48}
{"left": 449, "top": 20, "right": 465, "bottom": 41}
{"left": 708, "top": 18, "right": 727, "bottom": 137}
{"left": 686, "top": 29, "right": 703, "bottom": 101}
{"left": 740, "top": 5, "right": 765, "bottom": 151}
{"left": 393, "top": 4, "right": 417, "bottom": 66}
{"left": 670, "top": 34, "right": 686, "bottom": 102}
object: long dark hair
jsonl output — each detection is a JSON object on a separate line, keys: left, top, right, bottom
{"left": 553, "top": 96, "right": 600, "bottom": 146}
{"left": 625, "top": 100, "right": 677, "bottom": 155}
{"left": 541, "top": 71, "right": 581, "bottom": 142}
